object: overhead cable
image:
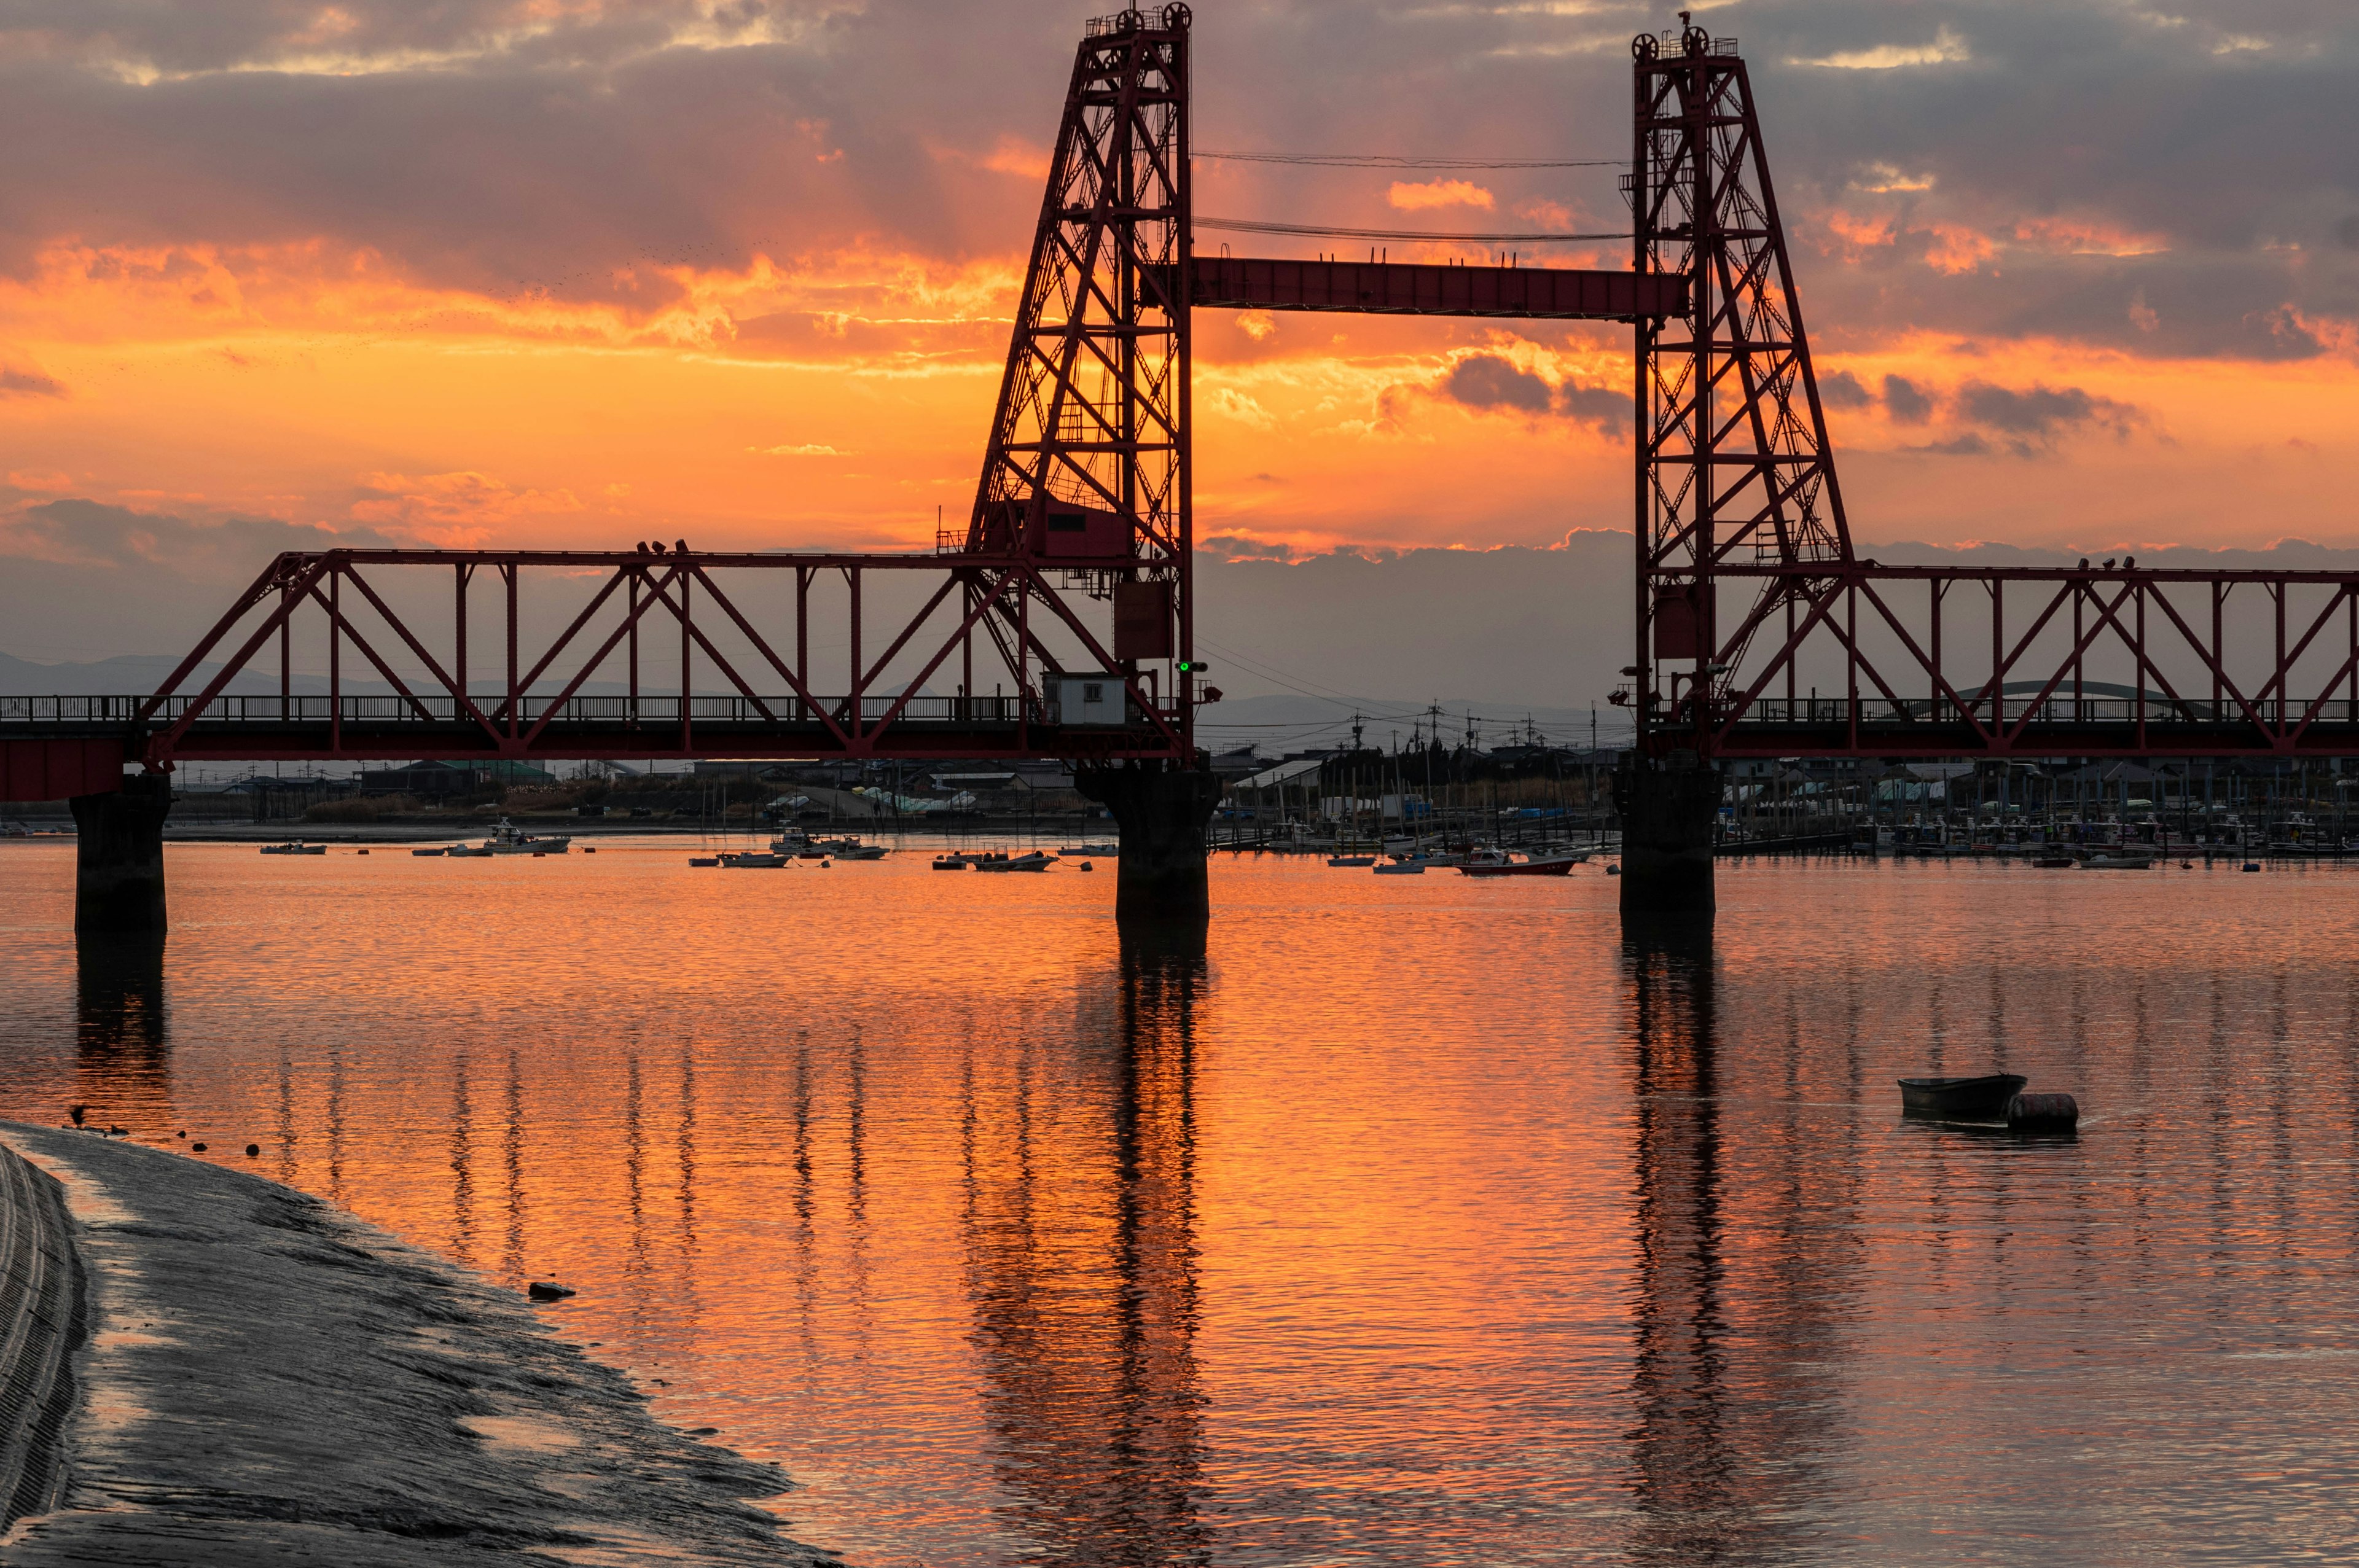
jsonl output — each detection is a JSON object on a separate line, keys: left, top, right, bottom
{"left": 1197, "top": 151, "right": 1620, "bottom": 170}
{"left": 1195, "top": 217, "right": 1629, "bottom": 243}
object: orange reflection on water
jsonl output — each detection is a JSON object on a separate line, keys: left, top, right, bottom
{"left": 9, "top": 843, "right": 2359, "bottom": 1563}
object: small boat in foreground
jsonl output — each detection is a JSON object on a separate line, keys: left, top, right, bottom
{"left": 1372, "top": 861, "right": 1425, "bottom": 875}
{"left": 411, "top": 847, "right": 446, "bottom": 857}
{"left": 259, "top": 842, "right": 326, "bottom": 856}
{"left": 1458, "top": 851, "right": 1587, "bottom": 878}
{"left": 931, "top": 856, "right": 971, "bottom": 870}
{"left": 2078, "top": 849, "right": 2158, "bottom": 869}
{"left": 1058, "top": 843, "right": 1119, "bottom": 857}
{"left": 719, "top": 851, "right": 789, "bottom": 868}
{"left": 1898, "top": 1073, "right": 2028, "bottom": 1121}
{"left": 974, "top": 851, "right": 1055, "bottom": 873}
{"left": 1328, "top": 855, "right": 1377, "bottom": 868}
{"left": 687, "top": 856, "right": 720, "bottom": 867}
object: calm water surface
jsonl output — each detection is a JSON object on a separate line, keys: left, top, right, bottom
{"left": 4, "top": 841, "right": 2357, "bottom": 1564}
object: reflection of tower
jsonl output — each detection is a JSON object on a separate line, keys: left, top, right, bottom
{"left": 1622, "top": 919, "right": 1733, "bottom": 1556}
{"left": 960, "top": 925, "right": 1210, "bottom": 1567}
{"left": 1619, "top": 918, "right": 1856, "bottom": 1558}
{"left": 72, "top": 932, "right": 170, "bottom": 1125}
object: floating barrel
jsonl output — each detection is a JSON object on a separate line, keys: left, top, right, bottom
{"left": 2008, "top": 1092, "right": 2079, "bottom": 1131}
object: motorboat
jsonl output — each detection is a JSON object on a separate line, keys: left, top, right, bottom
{"left": 481, "top": 817, "right": 571, "bottom": 855}
{"left": 2033, "top": 856, "right": 2075, "bottom": 868}
{"left": 974, "top": 851, "right": 1055, "bottom": 873}
{"left": 1898, "top": 1073, "right": 2028, "bottom": 1121}
{"left": 1372, "top": 861, "right": 1426, "bottom": 875}
{"left": 445, "top": 844, "right": 495, "bottom": 858}
{"left": 835, "top": 844, "right": 890, "bottom": 860}
{"left": 719, "top": 851, "right": 789, "bottom": 868}
{"left": 687, "top": 856, "right": 720, "bottom": 867}
{"left": 2078, "top": 848, "right": 2159, "bottom": 869}
{"left": 1058, "top": 843, "right": 1119, "bottom": 857}
{"left": 931, "top": 856, "right": 971, "bottom": 870}
{"left": 259, "top": 842, "right": 326, "bottom": 856}
{"left": 1328, "top": 855, "right": 1377, "bottom": 868}
{"left": 411, "top": 847, "right": 446, "bottom": 857}
{"left": 1458, "top": 849, "right": 1588, "bottom": 878}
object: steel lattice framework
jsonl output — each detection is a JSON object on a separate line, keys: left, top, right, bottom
{"left": 9, "top": 12, "right": 2359, "bottom": 802}
{"left": 1620, "top": 25, "right": 2359, "bottom": 762}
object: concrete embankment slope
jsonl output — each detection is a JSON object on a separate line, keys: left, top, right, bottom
{"left": 0, "top": 1124, "right": 835, "bottom": 1567}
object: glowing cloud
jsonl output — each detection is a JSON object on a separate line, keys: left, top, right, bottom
{"left": 1388, "top": 180, "right": 1496, "bottom": 211}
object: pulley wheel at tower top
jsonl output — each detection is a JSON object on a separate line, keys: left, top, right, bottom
{"left": 1162, "top": 2, "right": 1191, "bottom": 30}
{"left": 1631, "top": 32, "right": 1658, "bottom": 60}
{"left": 1683, "top": 26, "right": 1711, "bottom": 54}
{"left": 1117, "top": 8, "right": 1143, "bottom": 32}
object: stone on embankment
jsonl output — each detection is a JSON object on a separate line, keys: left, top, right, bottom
{"left": 0, "top": 1123, "right": 839, "bottom": 1567}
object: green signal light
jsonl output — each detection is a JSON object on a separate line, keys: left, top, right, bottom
{"left": 1176, "top": 660, "right": 1210, "bottom": 673}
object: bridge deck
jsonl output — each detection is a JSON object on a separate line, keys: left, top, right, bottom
{"left": 0, "top": 696, "right": 1173, "bottom": 790}
{"left": 1722, "top": 698, "right": 2359, "bottom": 759}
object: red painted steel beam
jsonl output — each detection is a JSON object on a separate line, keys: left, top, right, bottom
{"left": 0, "top": 737, "right": 127, "bottom": 799}
{"left": 1187, "top": 256, "right": 1687, "bottom": 320}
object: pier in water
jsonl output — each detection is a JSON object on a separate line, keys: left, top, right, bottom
{"left": 4, "top": 842, "right": 2357, "bottom": 1564}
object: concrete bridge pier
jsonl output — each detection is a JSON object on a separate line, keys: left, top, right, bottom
{"left": 1613, "top": 752, "right": 1722, "bottom": 916}
{"left": 68, "top": 774, "right": 172, "bottom": 935}
{"left": 1073, "top": 760, "right": 1221, "bottom": 923}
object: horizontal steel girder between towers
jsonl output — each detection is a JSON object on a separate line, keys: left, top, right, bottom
{"left": 1184, "top": 257, "right": 1689, "bottom": 320}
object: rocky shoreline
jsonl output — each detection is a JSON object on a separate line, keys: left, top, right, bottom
{"left": 0, "top": 1124, "right": 835, "bottom": 1566}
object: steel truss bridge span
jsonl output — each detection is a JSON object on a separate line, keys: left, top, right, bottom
{"left": 1, "top": 9, "right": 2350, "bottom": 809}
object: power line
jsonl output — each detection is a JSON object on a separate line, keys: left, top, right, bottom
{"left": 1195, "top": 217, "right": 1629, "bottom": 243}
{"left": 1198, "top": 151, "right": 1621, "bottom": 170}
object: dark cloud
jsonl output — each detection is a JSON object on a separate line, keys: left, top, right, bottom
{"left": 1818, "top": 369, "right": 1873, "bottom": 410}
{"left": 1883, "top": 375, "right": 1934, "bottom": 422}
{"left": 1898, "top": 379, "right": 2144, "bottom": 457}
{"left": 1, "top": 496, "right": 401, "bottom": 571}
{"left": 1954, "top": 379, "right": 2141, "bottom": 453}
{"left": 1442, "top": 354, "right": 1553, "bottom": 415}
{"left": 1554, "top": 380, "right": 1628, "bottom": 432}
{"left": 0, "top": 1, "right": 2354, "bottom": 360}
{"left": 1438, "top": 355, "right": 1628, "bottom": 431}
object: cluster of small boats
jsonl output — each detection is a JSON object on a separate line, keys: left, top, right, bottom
{"left": 1328, "top": 846, "right": 1592, "bottom": 877}
{"left": 687, "top": 832, "right": 890, "bottom": 868}
{"left": 932, "top": 849, "right": 1060, "bottom": 872}
{"left": 407, "top": 820, "right": 574, "bottom": 858}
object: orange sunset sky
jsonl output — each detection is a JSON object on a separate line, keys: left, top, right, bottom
{"left": 3, "top": 0, "right": 2357, "bottom": 679}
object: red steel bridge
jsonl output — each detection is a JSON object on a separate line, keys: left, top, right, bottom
{"left": 7, "top": 9, "right": 2359, "bottom": 808}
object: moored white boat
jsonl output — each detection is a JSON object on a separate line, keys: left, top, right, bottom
{"left": 480, "top": 817, "right": 571, "bottom": 854}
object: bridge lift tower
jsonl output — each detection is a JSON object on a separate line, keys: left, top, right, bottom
{"left": 20, "top": 9, "right": 2359, "bottom": 930}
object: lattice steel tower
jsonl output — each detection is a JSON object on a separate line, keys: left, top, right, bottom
{"left": 971, "top": 4, "right": 1196, "bottom": 744}
{"left": 1631, "top": 20, "right": 1849, "bottom": 753}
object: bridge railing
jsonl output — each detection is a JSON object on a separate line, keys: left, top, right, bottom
{"left": 1730, "top": 696, "right": 2359, "bottom": 728}
{"left": 0, "top": 694, "right": 1073, "bottom": 728}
